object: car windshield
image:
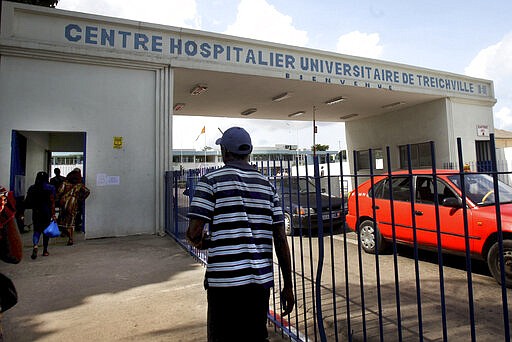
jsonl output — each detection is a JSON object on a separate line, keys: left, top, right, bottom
{"left": 274, "top": 177, "right": 318, "bottom": 193}
{"left": 447, "top": 173, "right": 512, "bottom": 205}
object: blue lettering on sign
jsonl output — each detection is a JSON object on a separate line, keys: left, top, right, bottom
{"left": 214, "top": 44, "right": 224, "bottom": 59}
{"left": 286, "top": 55, "right": 295, "bottom": 69}
{"left": 170, "top": 38, "right": 181, "bottom": 54}
{"left": 118, "top": 31, "right": 131, "bottom": 48}
{"left": 200, "top": 42, "right": 210, "bottom": 58}
{"left": 232, "top": 47, "right": 242, "bottom": 62}
{"left": 353, "top": 65, "right": 360, "bottom": 77}
{"left": 300, "top": 57, "right": 308, "bottom": 71}
{"left": 258, "top": 51, "right": 267, "bottom": 66}
{"left": 85, "top": 26, "right": 98, "bottom": 44}
{"left": 310, "top": 58, "right": 319, "bottom": 72}
{"left": 335, "top": 62, "right": 342, "bottom": 75}
{"left": 152, "top": 36, "right": 162, "bottom": 52}
{"left": 275, "top": 53, "right": 284, "bottom": 68}
{"left": 325, "top": 61, "right": 333, "bottom": 74}
{"left": 101, "top": 29, "right": 115, "bottom": 46}
{"left": 134, "top": 33, "right": 149, "bottom": 50}
{"left": 65, "top": 24, "right": 81, "bottom": 42}
{"left": 185, "top": 40, "right": 197, "bottom": 56}
{"left": 63, "top": 23, "right": 486, "bottom": 97}
{"left": 344, "top": 64, "right": 352, "bottom": 77}
{"left": 246, "top": 49, "right": 256, "bottom": 64}
{"left": 402, "top": 72, "right": 414, "bottom": 85}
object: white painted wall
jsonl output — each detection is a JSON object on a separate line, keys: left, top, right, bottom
{"left": 0, "top": 56, "right": 157, "bottom": 238}
{"left": 346, "top": 99, "right": 452, "bottom": 171}
{"left": 448, "top": 98, "right": 495, "bottom": 162}
{"left": 345, "top": 97, "right": 496, "bottom": 174}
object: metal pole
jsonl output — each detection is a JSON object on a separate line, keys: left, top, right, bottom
{"left": 313, "top": 106, "right": 317, "bottom": 157}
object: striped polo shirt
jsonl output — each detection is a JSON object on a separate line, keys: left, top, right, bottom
{"left": 187, "top": 160, "right": 283, "bottom": 289}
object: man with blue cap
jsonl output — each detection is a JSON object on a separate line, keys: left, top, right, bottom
{"left": 186, "top": 126, "right": 294, "bottom": 342}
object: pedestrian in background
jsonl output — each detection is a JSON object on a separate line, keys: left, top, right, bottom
{"left": 24, "top": 172, "right": 56, "bottom": 259}
{"left": 49, "top": 168, "right": 66, "bottom": 195}
{"left": 57, "top": 169, "right": 90, "bottom": 245}
{"left": 0, "top": 186, "right": 23, "bottom": 341}
{"left": 186, "top": 127, "right": 294, "bottom": 342}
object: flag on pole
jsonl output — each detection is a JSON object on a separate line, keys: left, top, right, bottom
{"left": 195, "top": 126, "right": 205, "bottom": 141}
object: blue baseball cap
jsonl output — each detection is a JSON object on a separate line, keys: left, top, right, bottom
{"left": 216, "top": 127, "right": 253, "bottom": 155}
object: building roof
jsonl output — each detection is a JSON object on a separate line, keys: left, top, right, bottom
{"left": 495, "top": 128, "right": 512, "bottom": 139}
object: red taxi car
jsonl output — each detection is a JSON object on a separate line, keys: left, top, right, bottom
{"left": 346, "top": 169, "right": 512, "bottom": 287}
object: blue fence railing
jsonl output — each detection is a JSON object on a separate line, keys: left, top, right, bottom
{"left": 165, "top": 135, "right": 512, "bottom": 342}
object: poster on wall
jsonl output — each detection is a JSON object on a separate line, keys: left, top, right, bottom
{"left": 113, "top": 136, "right": 123, "bottom": 149}
{"left": 477, "top": 125, "right": 489, "bottom": 137}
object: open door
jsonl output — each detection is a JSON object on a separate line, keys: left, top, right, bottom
{"left": 10, "top": 131, "right": 27, "bottom": 232}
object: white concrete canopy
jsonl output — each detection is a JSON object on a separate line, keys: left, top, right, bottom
{"left": 172, "top": 67, "right": 446, "bottom": 122}
{"left": 0, "top": 3, "right": 494, "bottom": 123}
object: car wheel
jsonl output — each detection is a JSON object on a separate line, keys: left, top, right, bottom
{"left": 284, "top": 212, "right": 294, "bottom": 236}
{"left": 359, "top": 220, "right": 388, "bottom": 254}
{"left": 487, "top": 240, "right": 512, "bottom": 288}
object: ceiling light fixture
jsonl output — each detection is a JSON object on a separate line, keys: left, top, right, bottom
{"left": 288, "top": 111, "right": 305, "bottom": 118}
{"left": 272, "top": 92, "right": 293, "bottom": 102}
{"left": 241, "top": 108, "right": 257, "bottom": 116}
{"left": 173, "top": 103, "right": 185, "bottom": 111}
{"left": 339, "top": 113, "right": 359, "bottom": 120}
{"left": 325, "top": 96, "right": 346, "bottom": 105}
{"left": 381, "top": 101, "right": 405, "bottom": 109}
{"left": 190, "top": 84, "right": 208, "bottom": 96}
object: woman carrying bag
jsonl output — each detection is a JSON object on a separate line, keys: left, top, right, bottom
{"left": 57, "top": 169, "right": 90, "bottom": 246}
{"left": 24, "top": 172, "right": 56, "bottom": 259}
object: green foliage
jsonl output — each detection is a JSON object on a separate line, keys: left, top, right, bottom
{"left": 312, "top": 144, "right": 330, "bottom": 151}
{"left": 9, "top": 0, "right": 59, "bottom": 8}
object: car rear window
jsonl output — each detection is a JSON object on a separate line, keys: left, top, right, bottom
{"left": 371, "top": 176, "right": 412, "bottom": 202}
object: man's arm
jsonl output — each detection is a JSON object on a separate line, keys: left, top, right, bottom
{"left": 273, "top": 223, "right": 295, "bottom": 316}
{"left": 186, "top": 218, "right": 209, "bottom": 249}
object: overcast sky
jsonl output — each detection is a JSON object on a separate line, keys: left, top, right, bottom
{"left": 57, "top": 0, "right": 512, "bottom": 151}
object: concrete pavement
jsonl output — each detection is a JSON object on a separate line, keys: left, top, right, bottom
{"left": 1, "top": 232, "right": 291, "bottom": 341}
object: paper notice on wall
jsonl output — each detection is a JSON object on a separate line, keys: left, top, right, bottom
{"left": 96, "top": 174, "right": 120, "bottom": 186}
{"left": 96, "top": 173, "right": 107, "bottom": 186}
{"left": 106, "top": 176, "right": 120, "bottom": 185}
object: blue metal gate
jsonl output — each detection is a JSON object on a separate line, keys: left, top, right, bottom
{"left": 165, "top": 135, "right": 512, "bottom": 342}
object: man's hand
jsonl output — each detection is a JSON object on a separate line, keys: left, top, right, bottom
{"left": 280, "top": 286, "right": 295, "bottom": 316}
{"left": 186, "top": 218, "right": 209, "bottom": 249}
{"left": 273, "top": 223, "right": 295, "bottom": 316}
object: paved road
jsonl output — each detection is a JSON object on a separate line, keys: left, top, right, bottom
{"left": 1, "top": 233, "right": 291, "bottom": 342}
{"left": 280, "top": 231, "right": 512, "bottom": 341}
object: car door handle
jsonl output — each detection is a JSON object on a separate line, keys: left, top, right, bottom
{"left": 415, "top": 210, "right": 423, "bottom": 216}
{"left": 373, "top": 205, "right": 380, "bottom": 210}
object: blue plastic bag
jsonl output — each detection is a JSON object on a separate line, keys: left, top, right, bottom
{"left": 43, "top": 220, "right": 60, "bottom": 238}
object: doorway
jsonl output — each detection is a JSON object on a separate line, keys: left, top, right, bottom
{"left": 10, "top": 130, "right": 87, "bottom": 231}
{"left": 475, "top": 140, "right": 491, "bottom": 172}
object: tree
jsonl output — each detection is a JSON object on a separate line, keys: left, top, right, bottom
{"left": 312, "top": 144, "right": 329, "bottom": 151}
{"left": 9, "top": 0, "right": 59, "bottom": 8}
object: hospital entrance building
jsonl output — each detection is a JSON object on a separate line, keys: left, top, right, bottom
{"left": 0, "top": 3, "right": 496, "bottom": 238}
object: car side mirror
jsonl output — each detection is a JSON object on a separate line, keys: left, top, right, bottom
{"left": 442, "top": 197, "right": 462, "bottom": 208}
